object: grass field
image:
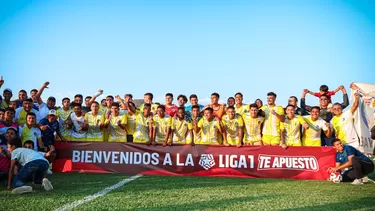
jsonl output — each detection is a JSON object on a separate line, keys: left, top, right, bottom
{"left": 1, "top": 168, "right": 375, "bottom": 211}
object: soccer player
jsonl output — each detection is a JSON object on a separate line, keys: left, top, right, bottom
{"left": 153, "top": 105, "right": 172, "bottom": 145}
{"left": 7, "top": 138, "right": 53, "bottom": 194}
{"left": 169, "top": 107, "right": 193, "bottom": 145}
{"left": 67, "top": 103, "right": 86, "bottom": 141}
{"left": 16, "top": 90, "right": 28, "bottom": 108}
{"left": 260, "top": 92, "right": 285, "bottom": 146}
{"left": 234, "top": 92, "right": 247, "bottom": 115}
{"left": 164, "top": 93, "right": 178, "bottom": 117}
{"left": 82, "top": 96, "right": 92, "bottom": 114}
{"left": 202, "top": 93, "right": 226, "bottom": 120}
{"left": 329, "top": 139, "right": 374, "bottom": 185}
{"left": 221, "top": 106, "right": 243, "bottom": 147}
{"left": 39, "top": 110, "right": 66, "bottom": 151}
{"left": 194, "top": 107, "right": 227, "bottom": 145}
{"left": 1, "top": 88, "right": 12, "bottom": 109}
{"left": 185, "top": 94, "right": 204, "bottom": 112}
{"left": 227, "top": 97, "right": 235, "bottom": 107}
{"left": 126, "top": 102, "right": 137, "bottom": 142}
{"left": 20, "top": 113, "right": 44, "bottom": 151}
{"left": 242, "top": 104, "right": 264, "bottom": 145}
{"left": 14, "top": 98, "right": 40, "bottom": 128}
{"left": 255, "top": 99, "right": 263, "bottom": 109}
{"left": 177, "top": 94, "right": 192, "bottom": 121}
{"left": 138, "top": 93, "right": 158, "bottom": 115}
{"left": 56, "top": 97, "right": 72, "bottom": 140}
{"left": 34, "top": 82, "right": 56, "bottom": 118}
{"left": 133, "top": 103, "right": 153, "bottom": 144}
{"left": 280, "top": 105, "right": 309, "bottom": 148}
{"left": 74, "top": 94, "right": 83, "bottom": 105}
{"left": 331, "top": 92, "right": 360, "bottom": 149}
{"left": 0, "top": 108, "right": 18, "bottom": 136}
{"left": 191, "top": 105, "right": 202, "bottom": 144}
{"left": 104, "top": 102, "right": 127, "bottom": 142}
{"left": 302, "top": 106, "right": 331, "bottom": 146}
{"left": 84, "top": 101, "right": 105, "bottom": 141}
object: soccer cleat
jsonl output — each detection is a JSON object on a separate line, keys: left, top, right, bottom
{"left": 11, "top": 186, "right": 33, "bottom": 194}
{"left": 42, "top": 178, "right": 53, "bottom": 191}
{"left": 351, "top": 179, "right": 364, "bottom": 185}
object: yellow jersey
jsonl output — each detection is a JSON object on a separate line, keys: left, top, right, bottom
{"left": 133, "top": 114, "right": 152, "bottom": 143}
{"left": 260, "top": 105, "right": 284, "bottom": 137}
{"left": 171, "top": 118, "right": 192, "bottom": 144}
{"left": 153, "top": 115, "right": 172, "bottom": 143}
{"left": 197, "top": 118, "right": 221, "bottom": 145}
{"left": 241, "top": 113, "right": 264, "bottom": 143}
{"left": 221, "top": 114, "right": 244, "bottom": 145}
{"left": 302, "top": 116, "right": 328, "bottom": 146}
{"left": 281, "top": 116, "right": 305, "bottom": 146}
{"left": 105, "top": 114, "right": 127, "bottom": 142}
{"left": 84, "top": 112, "right": 105, "bottom": 141}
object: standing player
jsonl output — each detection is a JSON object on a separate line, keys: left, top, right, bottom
{"left": 84, "top": 101, "right": 105, "bottom": 141}
{"left": 221, "top": 106, "right": 243, "bottom": 147}
{"left": 194, "top": 107, "right": 227, "bottom": 145}
{"left": 260, "top": 92, "right": 285, "bottom": 146}
{"left": 152, "top": 105, "right": 172, "bottom": 144}
{"left": 104, "top": 103, "right": 127, "bottom": 142}
{"left": 331, "top": 92, "right": 360, "bottom": 149}
{"left": 242, "top": 104, "right": 264, "bottom": 146}
{"left": 302, "top": 106, "right": 331, "bottom": 146}
{"left": 133, "top": 103, "right": 154, "bottom": 144}
{"left": 280, "top": 105, "right": 308, "bottom": 147}
{"left": 169, "top": 107, "right": 193, "bottom": 145}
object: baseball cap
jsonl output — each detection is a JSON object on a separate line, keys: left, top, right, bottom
{"left": 3, "top": 88, "right": 12, "bottom": 94}
{"left": 48, "top": 109, "right": 57, "bottom": 116}
{"left": 48, "top": 96, "right": 56, "bottom": 102}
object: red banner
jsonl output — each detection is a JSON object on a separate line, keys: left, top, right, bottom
{"left": 53, "top": 142, "right": 336, "bottom": 180}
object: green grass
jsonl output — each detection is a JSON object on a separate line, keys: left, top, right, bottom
{"left": 1, "top": 169, "right": 375, "bottom": 211}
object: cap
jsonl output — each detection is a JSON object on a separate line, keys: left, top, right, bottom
{"left": 48, "top": 109, "right": 57, "bottom": 116}
{"left": 48, "top": 96, "right": 56, "bottom": 102}
{"left": 3, "top": 88, "right": 12, "bottom": 94}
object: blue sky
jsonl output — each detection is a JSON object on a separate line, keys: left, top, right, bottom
{"left": 0, "top": 0, "right": 374, "bottom": 106}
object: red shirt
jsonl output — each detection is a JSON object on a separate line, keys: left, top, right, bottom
{"left": 314, "top": 91, "right": 335, "bottom": 103}
{"left": 165, "top": 105, "right": 178, "bottom": 117}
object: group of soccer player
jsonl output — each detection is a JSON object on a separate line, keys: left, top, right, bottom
{"left": 0, "top": 80, "right": 363, "bottom": 152}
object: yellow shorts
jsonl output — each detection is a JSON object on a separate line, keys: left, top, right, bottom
{"left": 227, "top": 138, "right": 240, "bottom": 145}
{"left": 262, "top": 135, "right": 280, "bottom": 145}
{"left": 285, "top": 141, "right": 302, "bottom": 147}
{"left": 302, "top": 139, "right": 321, "bottom": 146}
{"left": 243, "top": 139, "right": 262, "bottom": 145}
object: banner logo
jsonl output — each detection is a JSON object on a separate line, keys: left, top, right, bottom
{"left": 257, "top": 154, "right": 319, "bottom": 172}
{"left": 199, "top": 154, "right": 215, "bottom": 170}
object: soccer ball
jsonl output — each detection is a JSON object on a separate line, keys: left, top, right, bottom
{"left": 328, "top": 173, "right": 342, "bottom": 183}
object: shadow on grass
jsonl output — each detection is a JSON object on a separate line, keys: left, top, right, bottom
{"left": 128, "top": 194, "right": 277, "bottom": 211}
{"left": 280, "top": 197, "right": 375, "bottom": 211}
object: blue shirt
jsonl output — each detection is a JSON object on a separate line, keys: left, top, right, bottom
{"left": 185, "top": 104, "right": 204, "bottom": 113}
{"left": 39, "top": 118, "right": 60, "bottom": 146}
{"left": 11, "top": 148, "right": 48, "bottom": 166}
{"left": 336, "top": 145, "right": 371, "bottom": 164}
